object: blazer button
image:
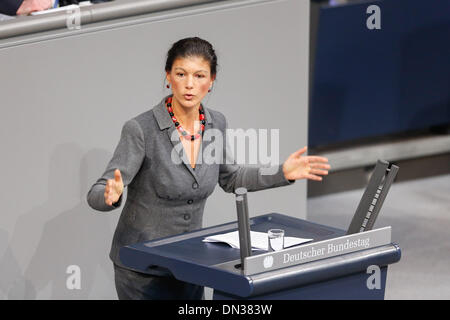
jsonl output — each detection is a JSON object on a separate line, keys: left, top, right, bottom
{"left": 187, "top": 199, "right": 193, "bottom": 204}
{"left": 183, "top": 214, "right": 191, "bottom": 220}
{"left": 192, "top": 182, "right": 199, "bottom": 189}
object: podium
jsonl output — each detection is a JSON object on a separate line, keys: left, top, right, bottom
{"left": 119, "top": 213, "right": 401, "bottom": 300}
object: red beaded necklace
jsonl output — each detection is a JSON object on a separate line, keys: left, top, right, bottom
{"left": 166, "top": 96, "right": 205, "bottom": 141}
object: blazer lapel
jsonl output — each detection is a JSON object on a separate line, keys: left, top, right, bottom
{"left": 193, "top": 116, "right": 215, "bottom": 181}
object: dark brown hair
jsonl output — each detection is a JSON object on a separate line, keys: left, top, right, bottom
{"left": 165, "top": 37, "right": 218, "bottom": 77}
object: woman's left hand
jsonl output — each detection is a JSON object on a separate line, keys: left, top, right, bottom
{"left": 282, "top": 146, "right": 330, "bottom": 181}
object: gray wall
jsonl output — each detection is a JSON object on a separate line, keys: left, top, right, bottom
{"left": 0, "top": 0, "right": 310, "bottom": 299}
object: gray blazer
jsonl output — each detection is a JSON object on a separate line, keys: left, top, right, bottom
{"left": 87, "top": 96, "right": 294, "bottom": 274}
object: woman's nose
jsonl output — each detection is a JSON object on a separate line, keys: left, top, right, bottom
{"left": 185, "top": 75, "right": 194, "bottom": 89}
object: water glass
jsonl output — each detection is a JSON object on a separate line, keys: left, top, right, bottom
{"left": 268, "top": 229, "right": 285, "bottom": 251}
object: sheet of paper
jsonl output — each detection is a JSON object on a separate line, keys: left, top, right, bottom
{"left": 0, "top": 13, "right": 15, "bottom": 21}
{"left": 203, "top": 230, "right": 313, "bottom": 251}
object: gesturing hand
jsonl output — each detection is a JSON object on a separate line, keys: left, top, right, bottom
{"left": 16, "top": 0, "right": 53, "bottom": 15}
{"left": 282, "top": 146, "right": 330, "bottom": 181}
{"left": 104, "top": 169, "right": 124, "bottom": 206}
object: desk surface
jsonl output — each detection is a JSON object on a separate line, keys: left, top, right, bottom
{"left": 120, "top": 213, "right": 344, "bottom": 270}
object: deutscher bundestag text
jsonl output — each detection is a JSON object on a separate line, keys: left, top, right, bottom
{"left": 284, "top": 238, "right": 370, "bottom": 263}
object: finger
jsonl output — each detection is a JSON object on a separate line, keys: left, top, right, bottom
{"left": 306, "top": 174, "right": 322, "bottom": 181}
{"left": 293, "top": 146, "right": 308, "bottom": 158}
{"left": 107, "top": 193, "right": 116, "bottom": 205}
{"left": 310, "top": 163, "right": 331, "bottom": 170}
{"left": 307, "top": 156, "right": 329, "bottom": 163}
{"left": 26, "top": 4, "right": 39, "bottom": 14}
{"left": 114, "top": 169, "right": 122, "bottom": 183}
{"left": 17, "top": 6, "right": 30, "bottom": 15}
{"left": 45, "top": 0, "right": 53, "bottom": 10}
{"left": 106, "top": 180, "right": 113, "bottom": 191}
{"left": 310, "top": 168, "right": 328, "bottom": 176}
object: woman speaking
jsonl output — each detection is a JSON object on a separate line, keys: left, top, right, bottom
{"left": 87, "top": 37, "right": 330, "bottom": 300}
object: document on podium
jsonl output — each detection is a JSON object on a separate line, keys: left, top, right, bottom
{"left": 203, "top": 230, "right": 313, "bottom": 251}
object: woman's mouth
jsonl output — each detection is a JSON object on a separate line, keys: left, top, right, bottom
{"left": 184, "top": 94, "right": 194, "bottom": 100}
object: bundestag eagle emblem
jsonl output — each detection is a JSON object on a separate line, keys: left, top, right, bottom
{"left": 263, "top": 255, "right": 274, "bottom": 269}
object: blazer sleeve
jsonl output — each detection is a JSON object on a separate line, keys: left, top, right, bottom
{"left": 0, "top": 0, "right": 23, "bottom": 15}
{"left": 218, "top": 117, "right": 295, "bottom": 194}
{"left": 87, "top": 119, "right": 145, "bottom": 212}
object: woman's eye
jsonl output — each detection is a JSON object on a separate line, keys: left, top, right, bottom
{"left": 196, "top": 74, "right": 205, "bottom": 78}
{"left": 177, "top": 73, "right": 184, "bottom": 77}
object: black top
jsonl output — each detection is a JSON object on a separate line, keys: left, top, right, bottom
{"left": 0, "top": 0, "right": 22, "bottom": 15}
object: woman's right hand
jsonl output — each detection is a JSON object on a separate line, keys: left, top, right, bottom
{"left": 16, "top": 0, "right": 53, "bottom": 15}
{"left": 104, "top": 169, "right": 124, "bottom": 206}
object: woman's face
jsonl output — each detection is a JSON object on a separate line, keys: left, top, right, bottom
{"left": 166, "top": 55, "right": 215, "bottom": 109}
